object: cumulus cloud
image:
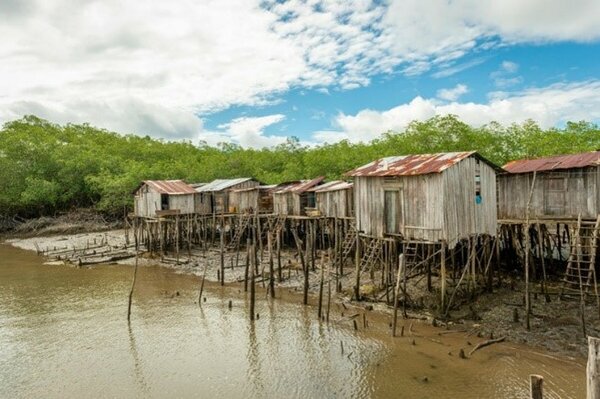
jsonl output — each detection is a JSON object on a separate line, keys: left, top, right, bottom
{"left": 437, "top": 84, "right": 469, "bottom": 101}
{"left": 0, "top": 0, "right": 599, "bottom": 140}
{"left": 212, "top": 114, "right": 288, "bottom": 148}
{"left": 313, "top": 80, "right": 600, "bottom": 143}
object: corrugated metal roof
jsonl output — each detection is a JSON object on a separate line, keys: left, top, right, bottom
{"left": 273, "top": 176, "right": 325, "bottom": 194}
{"left": 195, "top": 178, "right": 255, "bottom": 192}
{"left": 503, "top": 151, "right": 600, "bottom": 174}
{"left": 138, "top": 180, "right": 196, "bottom": 195}
{"left": 309, "top": 180, "right": 353, "bottom": 192}
{"left": 346, "top": 152, "right": 481, "bottom": 177}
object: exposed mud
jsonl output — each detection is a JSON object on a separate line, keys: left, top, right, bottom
{"left": 5, "top": 229, "right": 595, "bottom": 360}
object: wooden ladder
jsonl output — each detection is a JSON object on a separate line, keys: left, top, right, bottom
{"left": 227, "top": 214, "right": 251, "bottom": 250}
{"left": 561, "top": 215, "right": 599, "bottom": 298}
{"left": 339, "top": 223, "right": 357, "bottom": 264}
{"left": 359, "top": 238, "right": 383, "bottom": 271}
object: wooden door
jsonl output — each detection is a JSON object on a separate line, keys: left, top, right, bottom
{"left": 384, "top": 190, "right": 401, "bottom": 234}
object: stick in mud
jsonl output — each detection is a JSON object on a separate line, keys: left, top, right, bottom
{"left": 127, "top": 254, "right": 139, "bottom": 322}
{"left": 198, "top": 260, "right": 207, "bottom": 306}
{"left": 250, "top": 244, "right": 256, "bottom": 321}
{"left": 318, "top": 251, "right": 325, "bottom": 319}
{"left": 529, "top": 374, "right": 543, "bottom": 399}
{"left": 392, "top": 254, "right": 405, "bottom": 337}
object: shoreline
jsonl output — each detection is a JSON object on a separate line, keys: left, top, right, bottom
{"left": 3, "top": 228, "right": 595, "bottom": 361}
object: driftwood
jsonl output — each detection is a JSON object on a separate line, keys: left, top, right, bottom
{"left": 468, "top": 336, "right": 505, "bottom": 356}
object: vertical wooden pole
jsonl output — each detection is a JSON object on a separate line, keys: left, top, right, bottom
{"left": 588, "top": 336, "right": 600, "bottom": 399}
{"left": 529, "top": 375, "right": 543, "bottom": 399}
{"left": 354, "top": 233, "right": 361, "bottom": 301}
{"left": 250, "top": 244, "right": 256, "bottom": 321}
{"left": 441, "top": 241, "right": 447, "bottom": 311}
{"left": 318, "top": 251, "right": 325, "bottom": 319}
{"left": 303, "top": 227, "right": 310, "bottom": 306}
{"left": 127, "top": 254, "right": 139, "bottom": 322}
{"left": 392, "top": 254, "right": 405, "bottom": 337}
{"left": 244, "top": 237, "right": 251, "bottom": 292}
{"left": 326, "top": 248, "right": 332, "bottom": 323}
{"left": 268, "top": 233, "right": 275, "bottom": 298}
{"left": 220, "top": 222, "right": 225, "bottom": 286}
{"left": 276, "top": 229, "right": 282, "bottom": 282}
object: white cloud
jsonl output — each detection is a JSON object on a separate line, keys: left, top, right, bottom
{"left": 0, "top": 0, "right": 599, "bottom": 140}
{"left": 212, "top": 114, "right": 288, "bottom": 148}
{"left": 313, "top": 80, "right": 600, "bottom": 142}
{"left": 437, "top": 84, "right": 469, "bottom": 101}
{"left": 490, "top": 60, "right": 522, "bottom": 88}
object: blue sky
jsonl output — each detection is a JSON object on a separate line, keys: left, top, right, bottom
{"left": 1, "top": 0, "right": 600, "bottom": 147}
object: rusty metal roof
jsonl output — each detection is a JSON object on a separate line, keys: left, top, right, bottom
{"left": 346, "top": 151, "right": 496, "bottom": 177}
{"left": 503, "top": 151, "right": 600, "bottom": 174}
{"left": 309, "top": 180, "right": 353, "bottom": 192}
{"left": 273, "top": 176, "right": 325, "bottom": 194}
{"left": 195, "top": 178, "right": 255, "bottom": 192}
{"left": 136, "top": 180, "right": 196, "bottom": 195}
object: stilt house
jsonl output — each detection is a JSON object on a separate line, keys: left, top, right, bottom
{"left": 228, "top": 185, "right": 279, "bottom": 214}
{"left": 346, "top": 152, "right": 500, "bottom": 247}
{"left": 498, "top": 151, "right": 600, "bottom": 220}
{"left": 272, "top": 177, "right": 325, "bottom": 216}
{"left": 309, "top": 180, "right": 354, "bottom": 218}
{"left": 133, "top": 180, "right": 197, "bottom": 218}
{"left": 194, "top": 178, "right": 260, "bottom": 214}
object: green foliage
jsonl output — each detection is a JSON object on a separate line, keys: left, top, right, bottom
{"left": 1, "top": 114, "right": 598, "bottom": 217}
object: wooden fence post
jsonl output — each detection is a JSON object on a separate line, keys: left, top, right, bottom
{"left": 530, "top": 374, "right": 543, "bottom": 399}
{"left": 589, "top": 336, "right": 600, "bottom": 399}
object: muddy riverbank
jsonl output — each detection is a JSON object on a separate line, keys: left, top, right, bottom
{"left": 6, "top": 229, "right": 597, "bottom": 359}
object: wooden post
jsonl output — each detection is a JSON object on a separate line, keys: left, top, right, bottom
{"left": 127, "top": 254, "right": 139, "bottom": 322}
{"left": 354, "top": 233, "right": 361, "bottom": 301}
{"left": 219, "top": 222, "right": 225, "bottom": 286}
{"left": 244, "top": 237, "right": 251, "bottom": 292}
{"left": 326, "top": 248, "right": 332, "bottom": 323}
{"left": 588, "top": 336, "right": 600, "bottom": 399}
{"left": 250, "top": 244, "right": 256, "bottom": 321}
{"left": 268, "top": 233, "right": 275, "bottom": 298}
{"left": 198, "top": 258, "right": 207, "bottom": 306}
{"left": 530, "top": 375, "right": 543, "bottom": 399}
{"left": 303, "top": 228, "right": 310, "bottom": 306}
{"left": 440, "top": 241, "right": 447, "bottom": 311}
{"left": 318, "top": 251, "right": 325, "bottom": 319}
{"left": 392, "top": 254, "right": 405, "bottom": 337}
{"left": 276, "top": 229, "right": 282, "bottom": 282}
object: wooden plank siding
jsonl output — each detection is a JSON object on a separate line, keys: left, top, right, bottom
{"left": 497, "top": 166, "right": 600, "bottom": 220}
{"left": 315, "top": 188, "right": 353, "bottom": 218}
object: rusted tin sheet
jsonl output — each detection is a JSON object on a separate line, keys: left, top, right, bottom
{"left": 503, "top": 151, "right": 600, "bottom": 174}
{"left": 274, "top": 176, "right": 325, "bottom": 194}
{"left": 346, "top": 152, "right": 477, "bottom": 177}
{"left": 309, "top": 180, "right": 352, "bottom": 192}
{"left": 195, "top": 178, "right": 254, "bottom": 192}
{"left": 137, "top": 180, "right": 196, "bottom": 195}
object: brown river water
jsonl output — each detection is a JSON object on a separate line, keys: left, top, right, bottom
{"left": 0, "top": 244, "right": 586, "bottom": 398}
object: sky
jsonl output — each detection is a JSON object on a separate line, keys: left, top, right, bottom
{"left": 1, "top": 0, "right": 600, "bottom": 148}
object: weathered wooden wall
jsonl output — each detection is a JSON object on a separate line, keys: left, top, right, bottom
{"left": 442, "top": 156, "right": 497, "bottom": 245}
{"left": 273, "top": 192, "right": 300, "bottom": 215}
{"left": 134, "top": 185, "right": 161, "bottom": 218}
{"left": 194, "top": 193, "right": 212, "bottom": 215}
{"left": 497, "top": 166, "right": 599, "bottom": 220}
{"left": 315, "top": 189, "right": 353, "bottom": 218}
{"left": 229, "top": 189, "right": 259, "bottom": 213}
{"left": 168, "top": 194, "right": 195, "bottom": 215}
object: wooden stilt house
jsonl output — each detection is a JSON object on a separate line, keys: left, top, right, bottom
{"left": 308, "top": 180, "right": 353, "bottom": 218}
{"left": 272, "top": 177, "right": 325, "bottom": 216}
{"left": 346, "top": 152, "right": 500, "bottom": 247}
{"left": 498, "top": 151, "right": 600, "bottom": 220}
{"left": 194, "top": 178, "right": 260, "bottom": 214}
{"left": 133, "top": 180, "right": 197, "bottom": 218}
{"left": 228, "top": 184, "right": 279, "bottom": 214}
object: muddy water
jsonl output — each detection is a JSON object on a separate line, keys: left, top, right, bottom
{"left": 0, "top": 244, "right": 586, "bottom": 399}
